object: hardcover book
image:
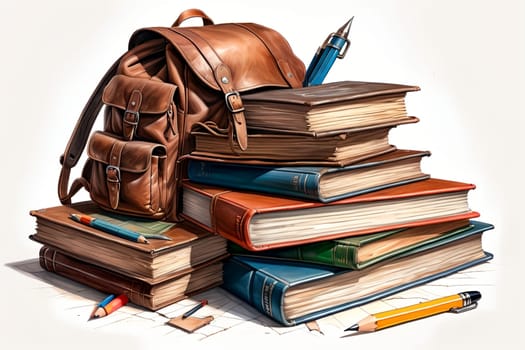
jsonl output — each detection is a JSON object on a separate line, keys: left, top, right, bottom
{"left": 39, "top": 245, "right": 224, "bottom": 311}
{"left": 29, "top": 202, "right": 228, "bottom": 284}
{"left": 190, "top": 117, "right": 418, "bottom": 166}
{"left": 222, "top": 225, "right": 493, "bottom": 326}
{"left": 181, "top": 178, "right": 480, "bottom": 251}
{"left": 228, "top": 219, "right": 486, "bottom": 269}
{"left": 241, "top": 80, "right": 420, "bottom": 134}
{"left": 187, "top": 149, "right": 430, "bottom": 202}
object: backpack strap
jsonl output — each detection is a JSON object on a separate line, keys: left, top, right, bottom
{"left": 57, "top": 9, "right": 222, "bottom": 205}
{"left": 57, "top": 56, "right": 122, "bottom": 204}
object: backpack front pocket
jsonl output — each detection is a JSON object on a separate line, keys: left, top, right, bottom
{"left": 102, "top": 74, "right": 178, "bottom": 142}
{"left": 87, "top": 131, "right": 168, "bottom": 218}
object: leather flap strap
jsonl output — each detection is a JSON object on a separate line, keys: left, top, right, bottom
{"left": 171, "top": 27, "right": 248, "bottom": 151}
{"left": 137, "top": 26, "right": 249, "bottom": 151}
{"left": 106, "top": 140, "right": 125, "bottom": 209}
{"left": 123, "top": 90, "right": 142, "bottom": 140}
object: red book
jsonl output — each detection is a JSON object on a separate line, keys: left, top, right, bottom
{"left": 181, "top": 178, "right": 480, "bottom": 251}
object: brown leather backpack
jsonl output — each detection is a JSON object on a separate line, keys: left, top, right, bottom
{"left": 58, "top": 9, "right": 305, "bottom": 221}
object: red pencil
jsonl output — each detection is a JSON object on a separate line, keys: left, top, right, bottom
{"left": 92, "top": 294, "right": 129, "bottom": 319}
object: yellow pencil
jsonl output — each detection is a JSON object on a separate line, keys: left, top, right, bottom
{"left": 346, "top": 291, "right": 481, "bottom": 332}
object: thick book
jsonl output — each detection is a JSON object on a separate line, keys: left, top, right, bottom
{"left": 29, "top": 202, "right": 228, "bottom": 284}
{"left": 39, "top": 245, "right": 224, "bottom": 311}
{"left": 241, "top": 80, "right": 420, "bottom": 134}
{"left": 181, "top": 178, "right": 480, "bottom": 251}
{"left": 227, "top": 219, "right": 486, "bottom": 269}
{"left": 187, "top": 149, "right": 430, "bottom": 202}
{"left": 190, "top": 117, "right": 419, "bottom": 166}
{"left": 222, "top": 225, "right": 494, "bottom": 326}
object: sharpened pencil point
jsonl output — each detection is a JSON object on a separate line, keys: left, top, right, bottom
{"left": 345, "top": 324, "right": 359, "bottom": 332}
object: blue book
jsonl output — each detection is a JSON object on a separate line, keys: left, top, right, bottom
{"left": 188, "top": 149, "right": 430, "bottom": 202}
{"left": 222, "top": 221, "right": 494, "bottom": 326}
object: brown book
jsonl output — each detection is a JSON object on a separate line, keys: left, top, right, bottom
{"left": 241, "top": 80, "right": 420, "bottom": 134}
{"left": 39, "top": 245, "right": 224, "bottom": 311}
{"left": 29, "top": 202, "right": 228, "bottom": 284}
{"left": 181, "top": 178, "right": 480, "bottom": 251}
{"left": 191, "top": 117, "right": 418, "bottom": 166}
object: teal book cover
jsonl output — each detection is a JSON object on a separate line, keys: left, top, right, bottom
{"left": 187, "top": 149, "right": 430, "bottom": 202}
{"left": 222, "top": 221, "right": 494, "bottom": 326}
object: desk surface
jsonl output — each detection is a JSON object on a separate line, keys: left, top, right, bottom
{"left": 2, "top": 255, "right": 504, "bottom": 350}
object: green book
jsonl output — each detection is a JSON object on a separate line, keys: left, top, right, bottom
{"left": 228, "top": 219, "right": 485, "bottom": 269}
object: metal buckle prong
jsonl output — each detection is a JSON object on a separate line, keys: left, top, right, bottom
{"left": 106, "top": 165, "right": 121, "bottom": 183}
{"left": 224, "top": 91, "right": 245, "bottom": 113}
{"left": 124, "top": 110, "right": 140, "bottom": 125}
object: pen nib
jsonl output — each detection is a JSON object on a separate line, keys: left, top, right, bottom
{"left": 337, "top": 16, "right": 354, "bottom": 38}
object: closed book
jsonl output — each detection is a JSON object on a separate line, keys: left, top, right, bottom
{"left": 241, "top": 80, "right": 420, "bottom": 134}
{"left": 39, "top": 245, "right": 224, "bottom": 311}
{"left": 187, "top": 149, "right": 430, "bottom": 202}
{"left": 181, "top": 178, "right": 480, "bottom": 251}
{"left": 228, "top": 219, "right": 481, "bottom": 269}
{"left": 29, "top": 202, "right": 228, "bottom": 284}
{"left": 190, "top": 117, "right": 418, "bottom": 166}
{"left": 222, "top": 223, "right": 494, "bottom": 326}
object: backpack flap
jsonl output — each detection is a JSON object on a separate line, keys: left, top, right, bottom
{"left": 125, "top": 22, "right": 306, "bottom": 151}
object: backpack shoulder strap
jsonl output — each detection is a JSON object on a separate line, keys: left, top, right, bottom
{"left": 57, "top": 56, "right": 122, "bottom": 204}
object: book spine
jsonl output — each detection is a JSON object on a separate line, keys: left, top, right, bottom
{"left": 298, "top": 242, "right": 359, "bottom": 268}
{"left": 229, "top": 242, "right": 359, "bottom": 269}
{"left": 188, "top": 160, "right": 322, "bottom": 201}
{"left": 182, "top": 184, "right": 257, "bottom": 250}
{"left": 222, "top": 256, "right": 290, "bottom": 325}
{"left": 38, "top": 246, "right": 154, "bottom": 310}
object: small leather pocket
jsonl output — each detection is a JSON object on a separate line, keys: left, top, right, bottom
{"left": 102, "top": 74, "right": 177, "bottom": 141}
{"left": 87, "top": 131, "right": 168, "bottom": 218}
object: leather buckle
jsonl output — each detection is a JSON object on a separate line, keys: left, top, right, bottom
{"left": 106, "top": 165, "right": 121, "bottom": 183}
{"left": 124, "top": 110, "right": 140, "bottom": 125}
{"left": 224, "top": 91, "right": 245, "bottom": 113}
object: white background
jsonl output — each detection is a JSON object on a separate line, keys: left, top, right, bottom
{"left": 0, "top": 0, "right": 523, "bottom": 348}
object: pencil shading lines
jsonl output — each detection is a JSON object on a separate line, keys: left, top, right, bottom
{"left": 135, "top": 310, "right": 169, "bottom": 323}
{"left": 208, "top": 313, "right": 246, "bottom": 329}
{"left": 270, "top": 321, "right": 307, "bottom": 335}
{"left": 87, "top": 312, "right": 132, "bottom": 330}
{"left": 193, "top": 323, "right": 225, "bottom": 337}
{"left": 5, "top": 258, "right": 42, "bottom": 273}
{"left": 381, "top": 296, "right": 429, "bottom": 309}
{"left": 315, "top": 315, "right": 351, "bottom": 337}
{"left": 8, "top": 245, "right": 497, "bottom": 340}
{"left": 426, "top": 282, "right": 495, "bottom": 288}
{"left": 36, "top": 273, "right": 89, "bottom": 296}
{"left": 145, "top": 322, "right": 180, "bottom": 337}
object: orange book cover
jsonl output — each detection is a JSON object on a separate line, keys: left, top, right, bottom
{"left": 180, "top": 178, "right": 480, "bottom": 251}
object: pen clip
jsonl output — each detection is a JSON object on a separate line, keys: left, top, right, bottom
{"left": 449, "top": 302, "right": 478, "bottom": 314}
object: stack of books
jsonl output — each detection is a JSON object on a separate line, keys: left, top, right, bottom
{"left": 182, "top": 80, "right": 495, "bottom": 326}
{"left": 29, "top": 201, "right": 228, "bottom": 311}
